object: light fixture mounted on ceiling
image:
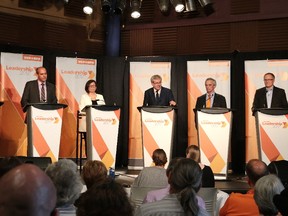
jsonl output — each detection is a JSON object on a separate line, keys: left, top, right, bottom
{"left": 83, "top": 0, "right": 94, "bottom": 15}
{"left": 130, "top": 0, "right": 142, "bottom": 19}
{"left": 101, "top": 0, "right": 112, "bottom": 13}
{"left": 114, "top": 0, "right": 127, "bottom": 15}
{"left": 157, "top": 0, "right": 170, "bottom": 14}
{"left": 170, "top": 0, "right": 185, "bottom": 13}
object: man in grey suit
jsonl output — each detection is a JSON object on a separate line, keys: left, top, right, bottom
{"left": 252, "top": 72, "right": 288, "bottom": 114}
{"left": 195, "top": 77, "right": 227, "bottom": 109}
{"left": 143, "top": 74, "right": 176, "bottom": 106}
{"left": 21, "top": 66, "right": 57, "bottom": 110}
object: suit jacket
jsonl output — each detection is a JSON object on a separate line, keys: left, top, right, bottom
{"left": 252, "top": 86, "right": 288, "bottom": 112}
{"left": 195, "top": 93, "right": 227, "bottom": 109}
{"left": 143, "top": 87, "right": 175, "bottom": 106}
{"left": 21, "top": 80, "right": 57, "bottom": 109}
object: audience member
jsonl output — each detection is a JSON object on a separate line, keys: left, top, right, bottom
{"left": 0, "top": 164, "right": 57, "bottom": 216}
{"left": 132, "top": 148, "right": 168, "bottom": 188}
{"left": 219, "top": 159, "right": 269, "bottom": 216}
{"left": 254, "top": 174, "right": 284, "bottom": 216}
{"left": 0, "top": 156, "right": 23, "bottom": 178}
{"left": 186, "top": 144, "right": 215, "bottom": 187}
{"left": 273, "top": 187, "right": 288, "bottom": 216}
{"left": 45, "top": 159, "right": 83, "bottom": 216}
{"left": 143, "top": 157, "right": 206, "bottom": 209}
{"left": 81, "top": 160, "right": 108, "bottom": 189}
{"left": 77, "top": 178, "right": 134, "bottom": 216}
{"left": 135, "top": 158, "right": 209, "bottom": 216}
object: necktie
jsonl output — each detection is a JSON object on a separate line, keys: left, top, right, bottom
{"left": 206, "top": 94, "right": 211, "bottom": 108}
{"left": 41, "top": 82, "right": 45, "bottom": 102}
{"left": 156, "top": 90, "right": 160, "bottom": 102}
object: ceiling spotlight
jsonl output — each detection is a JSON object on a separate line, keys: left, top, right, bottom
{"left": 114, "top": 0, "right": 127, "bottom": 15}
{"left": 170, "top": 0, "right": 185, "bottom": 12}
{"left": 157, "top": 0, "right": 170, "bottom": 14}
{"left": 101, "top": 0, "right": 112, "bottom": 13}
{"left": 83, "top": 0, "right": 94, "bottom": 15}
{"left": 131, "top": 0, "right": 142, "bottom": 19}
{"left": 185, "top": 0, "right": 196, "bottom": 12}
{"left": 198, "top": 0, "right": 212, "bottom": 7}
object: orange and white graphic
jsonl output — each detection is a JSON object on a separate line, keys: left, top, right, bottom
{"left": 187, "top": 60, "right": 230, "bottom": 145}
{"left": 0, "top": 52, "right": 43, "bottom": 156}
{"left": 56, "top": 57, "right": 97, "bottom": 157}
{"left": 129, "top": 62, "right": 171, "bottom": 167}
{"left": 256, "top": 112, "right": 288, "bottom": 164}
{"left": 141, "top": 109, "right": 175, "bottom": 167}
{"left": 197, "top": 111, "right": 232, "bottom": 176}
{"left": 87, "top": 107, "right": 120, "bottom": 169}
{"left": 245, "top": 60, "right": 288, "bottom": 161}
{"left": 29, "top": 106, "right": 64, "bottom": 162}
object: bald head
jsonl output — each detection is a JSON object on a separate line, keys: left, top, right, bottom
{"left": 246, "top": 159, "right": 269, "bottom": 186}
{"left": 0, "top": 164, "right": 57, "bottom": 216}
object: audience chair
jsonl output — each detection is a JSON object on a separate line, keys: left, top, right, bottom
{"left": 76, "top": 111, "right": 87, "bottom": 171}
{"left": 197, "top": 187, "right": 217, "bottom": 216}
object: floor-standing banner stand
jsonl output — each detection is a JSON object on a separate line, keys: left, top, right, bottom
{"left": 85, "top": 105, "right": 121, "bottom": 169}
{"left": 24, "top": 103, "right": 67, "bottom": 162}
{"left": 196, "top": 108, "right": 233, "bottom": 179}
{"left": 138, "top": 106, "right": 177, "bottom": 168}
{"left": 254, "top": 108, "right": 288, "bottom": 165}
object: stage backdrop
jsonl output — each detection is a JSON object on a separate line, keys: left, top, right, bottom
{"left": 0, "top": 52, "right": 43, "bottom": 155}
{"left": 56, "top": 57, "right": 97, "bottom": 157}
{"left": 129, "top": 62, "right": 171, "bottom": 168}
{"left": 245, "top": 59, "right": 288, "bottom": 161}
{"left": 187, "top": 60, "right": 231, "bottom": 145}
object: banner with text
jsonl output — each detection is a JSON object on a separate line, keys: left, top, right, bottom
{"left": 56, "top": 57, "right": 97, "bottom": 157}
{"left": 129, "top": 62, "right": 171, "bottom": 168}
{"left": 245, "top": 60, "right": 288, "bottom": 161}
{"left": 0, "top": 52, "right": 43, "bottom": 156}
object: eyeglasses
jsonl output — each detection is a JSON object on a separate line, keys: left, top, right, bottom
{"left": 89, "top": 85, "right": 96, "bottom": 88}
{"left": 264, "top": 79, "right": 274, "bottom": 81}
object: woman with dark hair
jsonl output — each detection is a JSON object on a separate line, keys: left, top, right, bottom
{"left": 135, "top": 158, "right": 209, "bottom": 216}
{"left": 77, "top": 178, "right": 133, "bottom": 216}
{"left": 132, "top": 148, "right": 168, "bottom": 188}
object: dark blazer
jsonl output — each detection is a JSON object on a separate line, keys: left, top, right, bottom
{"left": 143, "top": 87, "right": 175, "bottom": 106}
{"left": 21, "top": 80, "right": 58, "bottom": 109}
{"left": 195, "top": 93, "right": 227, "bottom": 109}
{"left": 252, "top": 86, "right": 288, "bottom": 112}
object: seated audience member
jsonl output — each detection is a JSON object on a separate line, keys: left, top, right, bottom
{"left": 81, "top": 160, "right": 108, "bottom": 189}
{"left": 0, "top": 164, "right": 57, "bottom": 216}
{"left": 254, "top": 174, "right": 284, "bottom": 216}
{"left": 220, "top": 159, "right": 269, "bottom": 216}
{"left": 135, "top": 158, "right": 209, "bottom": 216}
{"left": 77, "top": 178, "right": 134, "bottom": 216}
{"left": 132, "top": 148, "right": 168, "bottom": 188}
{"left": 186, "top": 144, "right": 228, "bottom": 214}
{"left": 273, "top": 187, "right": 288, "bottom": 216}
{"left": 186, "top": 144, "right": 215, "bottom": 187}
{"left": 45, "top": 159, "right": 83, "bottom": 215}
{"left": 0, "top": 156, "right": 23, "bottom": 178}
{"left": 143, "top": 157, "right": 206, "bottom": 209}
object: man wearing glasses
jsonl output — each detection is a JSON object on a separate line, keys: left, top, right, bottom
{"left": 252, "top": 72, "right": 288, "bottom": 113}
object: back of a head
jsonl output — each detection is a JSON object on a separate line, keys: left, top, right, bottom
{"left": 77, "top": 178, "right": 133, "bottom": 216}
{"left": 254, "top": 174, "right": 285, "bottom": 216}
{"left": 166, "top": 157, "right": 183, "bottom": 176}
{"left": 0, "top": 164, "right": 57, "bottom": 216}
{"left": 246, "top": 159, "right": 269, "bottom": 186}
{"left": 186, "top": 145, "right": 200, "bottom": 163}
{"left": 45, "top": 159, "right": 83, "bottom": 207}
{"left": 152, "top": 149, "right": 167, "bottom": 166}
{"left": 169, "top": 158, "right": 202, "bottom": 215}
{"left": 81, "top": 160, "right": 108, "bottom": 189}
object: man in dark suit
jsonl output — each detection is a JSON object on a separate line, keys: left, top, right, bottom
{"left": 195, "top": 78, "right": 227, "bottom": 109}
{"left": 252, "top": 72, "right": 288, "bottom": 114}
{"left": 21, "top": 67, "right": 57, "bottom": 110}
{"left": 143, "top": 74, "right": 176, "bottom": 106}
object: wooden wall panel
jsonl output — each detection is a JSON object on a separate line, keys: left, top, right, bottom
{"left": 130, "top": 29, "right": 153, "bottom": 56}
{"left": 153, "top": 27, "right": 177, "bottom": 55}
{"left": 0, "top": 13, "right": 20, "bottom": 45}
{"left": 177, "top": 26, "right": 202, "bottom": 55}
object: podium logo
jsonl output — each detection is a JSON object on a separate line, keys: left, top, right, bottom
{"left": 93, "top": 117, "right": 118, "bottom": 125}
{"left": 261, "top": 121, "right": 284, "bottom": 128}
{"left": 144, "top": 118, "right": 170, "bottom": 126}
{"left": 88, "top": 71, "right": 95, "bottom": 79}
{"left": 200, "top": 120, "right": 226, "bottom": 128}
{"left": 34, "top": 116, "right": 59, "bottom": 124}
